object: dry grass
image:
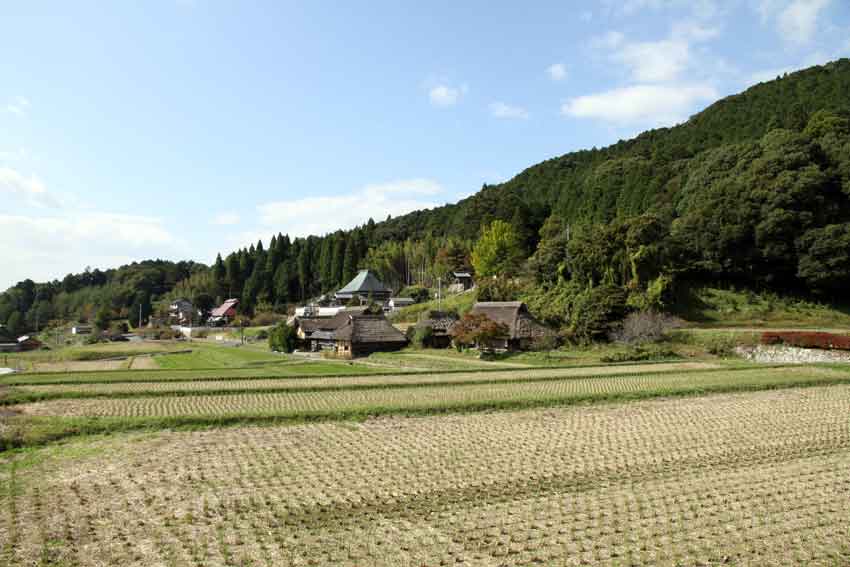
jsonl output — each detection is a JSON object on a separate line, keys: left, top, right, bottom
{"left": 2, "top": 386, "right": 850, "bottom": 566}
{"left": 18, "top": 361, "right": 719, "bottom": 397}
{"left": 14, "top": 366, "right": 848, "bottom": 419}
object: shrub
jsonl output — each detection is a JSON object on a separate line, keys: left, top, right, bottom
{"left": 412, "top": 326, "right": 434, "bottom": 348}
{"left": 705, "top": 336, "right": 736, "bottom": 357}
{"left": 601, "top": 346, "right": 680, "bottom": 363}
{"left": 609, "top": 310, "right": 683, "bottom": 344}
{"left": 761, "top": 331, "right": 850, "bottom": 351}
{"left": 448, "top": 312, "right": 509, "bottom": 352}
{"left": 570, "top": 285, "right": 628, "bottom": 344}
{"left": 269, "top": 323, "right": 298, "bottom": 353}
{"left": 399, "top": 286, "right": 431, "bottom": 304}
{"left": 254, "top": 329, "right": 269, "bottom": 341}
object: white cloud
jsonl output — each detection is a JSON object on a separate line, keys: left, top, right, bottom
{"left": 562, "top": 83, "right": 718, "bottom": 127}
{"left": 616, "top": 39, "right": 691, "bottom": 82}
{"left": 489, "top": 102, "right": 530, "bottom": 120}
{"left": 671, "top": 20, "right": 720, "bottom": 42}
{"left": 0, "top": 148, "right": 30, "bottom": 162}
{"left": 428, "top": 84, "right": 466, "bottom": 107}
{"left": 256, "top": 178, "right": 444, "bottom": 237}
{"left": 0, "top": 212, "right": 181, "bottom": 289}
{"left": 0, "top": 167, "right": 59, "bottom": 208}
{"left": 777, "top": 0, "right": 831, "bottom": 44}
{"left": 590, "top": 31, "right": 625, "bottom": 50}
{"left": 212, "top": 212, "right": 240, "bottom": 226}
{"left": 5, "top": 96, "right": 30, "bottom": 116}
{"left": 546, "top": 63, "right": 568, "bottom": 81}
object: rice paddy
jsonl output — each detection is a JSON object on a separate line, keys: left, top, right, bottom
{"left": 2, "top": 358, "right": 850, "bottom": 565}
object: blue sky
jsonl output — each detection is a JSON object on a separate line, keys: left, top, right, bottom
{"left": 2, "top": 0, "right": 849, "bottom": 289}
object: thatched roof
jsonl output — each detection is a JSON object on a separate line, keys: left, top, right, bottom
{"left": 297, "top": 306, "right": 368, "bottom": 334}
{"left": 415, "top": 310, "right": 459, "bottom": 332}
{"left": 468, "top": 301, "right": 549, "bottom": 340}
{"left": 334, "top": 315, "right": 407, "bottom": 344}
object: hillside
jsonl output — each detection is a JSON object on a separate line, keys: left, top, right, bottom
{"left": 3, "top": 58, "right": 850, "bottom": 332}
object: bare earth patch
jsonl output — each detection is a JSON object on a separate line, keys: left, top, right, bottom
{"left": 2, "top": 386, "right": 850, "bottom": 566}
{"left": 32, "top": 359, "right": 128, "bottom": 373}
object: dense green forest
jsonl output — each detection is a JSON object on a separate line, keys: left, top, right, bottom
{"left": 3, "top": 59, "right": 850, "bottom": 337}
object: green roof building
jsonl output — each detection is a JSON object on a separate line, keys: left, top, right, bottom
{"left": 334, "top": 270, "right": 391, "bottom": 303}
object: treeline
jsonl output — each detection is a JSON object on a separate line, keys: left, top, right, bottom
{"left": 0, "top": 261, "right": 205, "bottom": 335}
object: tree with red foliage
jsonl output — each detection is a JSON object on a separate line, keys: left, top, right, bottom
{"left": 761, "top": 331, "right": 850, "bottom": 351}
{"left": 449, "top": 312, "right": 509, "bottom": 352}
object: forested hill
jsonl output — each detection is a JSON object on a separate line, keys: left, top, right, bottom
{"left": 3, "top": 58, "right": 850, "bottom": 332}
{"left": 373, "top": 58, "right": 850, "bottom": 242}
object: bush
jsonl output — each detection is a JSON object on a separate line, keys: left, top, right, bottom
{"left": 476, "top": 277, "right": 525, "bottom": 302}
{"left": 609, "top": 310, "right": 683, "bottom": 344}
{"left": 269, "top": 323, "right": 298, "bottom": 353}
{"left": 601, "top": 346, "right": 680, "bottom": 363}
{"left": 761, "top": 331, "right": 850, "bottom": 350}
{"left": 705, "top": 336, "right": 736, "bottom": 357}
{"left": 399, "top": 286, "right": 431, "bottom": 304}
{"left": 412, "top": 326, "right": 434, "bottom": 348}
{"left": 252, "top": 312, "right": 286, "bottom": 326}
{"left": 254, "top": 329, "right": 269, "bottom": 340}
{"left": 570, "top": 285, "right": 628, "bottom": 344}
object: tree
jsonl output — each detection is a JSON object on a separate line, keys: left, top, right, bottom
{"left": 268, "top": 322, "right": 298, "bottom": 353}
{"left": 193, "top": 293, "right": 215, "bottom": 321}
{"left": 95, "top": 307, "right": 111, "bottom": 331}
{"left": 471, "top": 220, "right": 524, "bottom": 278}
{"left": 448, "top": 312, "right": 509, "bottom": 351}
{"left": 212, "top": 254, "right": 226, "bottom": 300}
{"left": 5, "top": 311, "right": 23, "bottom": 336}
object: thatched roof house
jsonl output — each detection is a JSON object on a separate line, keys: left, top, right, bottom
{"left": 463, "top": 301, "right": 550, "bottom": 351}
{"left": 295, "top": 305, "right": 406, "bottom": 357}
{"left": 414, "top": 310, "right": 459, "bottom": 348}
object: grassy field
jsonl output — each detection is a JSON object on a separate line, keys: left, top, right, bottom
{"left": 2, "top": 385, "right": 850, "bottom": 566}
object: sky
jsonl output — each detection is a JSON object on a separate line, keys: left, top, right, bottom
{"left": 2, "top": 0, "right": 849, "bottom": 290}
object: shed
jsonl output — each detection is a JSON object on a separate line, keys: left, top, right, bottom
{"left": 72, "top": 325, "right": 93, "bottom": 335}
{"left": 388, "top": 297, "right": 415, "bottom": 311}
{"left": 414, "top": 310, "right": 459, "bottom": 348}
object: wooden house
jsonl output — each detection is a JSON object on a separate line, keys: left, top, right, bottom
{"left": 451, "top": 271, "right": 475, "bottom": 291}
{"left": 16, "top": 335, "right": 44, "bottom": 351}
{"left": 459, "top": 301, "right": 550, "bottom": 351}
{"left": 295, "top": 305, "right": 406, "bottom": 357}
{"left": 413, "top": 310, "right": 459, "bottom": 348}
{"left": 209, "top": 298, "right": 239, "bottom": 326}
{"left": 169, "top": 298, "right": 196, "bottom": 325}
{"left": 387, "top": 297, "right": 415, "bottom": 312}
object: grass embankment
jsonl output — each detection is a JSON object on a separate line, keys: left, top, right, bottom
{"left": 679, "top": 286, "right": 850, "bottom": 328}
{"left": 3, "top": 364, "right": 849, "bottom": 450}
{"left": 389, "top": 291, "right": 476, "bottom": 324}
{"left": 153, "top": 342, "right": 287, "bottom": 369}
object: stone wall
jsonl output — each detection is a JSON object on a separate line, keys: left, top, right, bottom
{"left": 736, "top": 345, "right": 850, "bottom": 364}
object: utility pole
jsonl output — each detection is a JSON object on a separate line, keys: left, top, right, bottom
{"left": 437, "top": 277, "right": 442, "bottom": 311}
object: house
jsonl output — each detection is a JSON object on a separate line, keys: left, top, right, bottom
{"left": 413, "top": 310, "right": 459, "bottom": 348}
{"left": 332, "top": 312, "right": 408, "bottom": 357}
{"left": 169, "top": 298, "right": 196, "bottom": 325}
{"left": 448, "top": 271, "right": 475, "bottom": 293}
{"left": 458, "top": 301, "right": 550, "bottom": 351}
{"left": 387, "top": 297, "right": 415, "bottom": 312}
{"left": 71, "top": 325, "right": 93, "bottom": 335}
{"left": 295, "top": 307, "right": 368, "bottom": 351}
{"left": 209, "top": 298, "right": 239, "bottom": 326}
{"left": 17, "top": 335, "right": 44, "bottom": 351}
{"left": 295, "top": 305, "right": 407, "bottom": 357}
{"left": 334, "top": 270, "right": 392, "bottom": 304}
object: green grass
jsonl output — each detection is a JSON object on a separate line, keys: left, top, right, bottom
{"left": 680, "top": 286, "right": 850, "bottom": 328}
{"left": 154, "top": 342, "right": 287, "bottom": 369}
{"left": 4, "top": 364, "right": 848, "bottom": 450}
{"left": 388, "top": 291, "right": 477, "bottom": 324}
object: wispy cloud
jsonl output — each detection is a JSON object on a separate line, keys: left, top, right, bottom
{"left": 0, "top": 167, "right": 59, "bottom": 208}
{"left": 428, "top": 84, "right": 467, "bottom": 107}
{"left": 256, "top": 178, "right": 444, "bottom": 238}
{"left": 4, "top": 96, "right": 30, "bottom": 116}
{"left": 546, "top": 63, "right": 568, "bottom": 81}
{"left": 212, "top": 212, "right": 241, "bottom": 226}
{"left": 562, "top": 84, "right": 717, "bottom": 127}
{"left": 0, "top": 148, "right": 30, "bottom": 162}
{"left": 489, "top": 102, "right": 530, "bottom": 120}
{"left": 777, "top": 0, "right": 831, "bottom": 44}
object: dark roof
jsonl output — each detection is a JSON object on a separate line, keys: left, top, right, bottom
{"left": 453, "top": 271, "right": 473, "bottom": 278}
{"left": 211, "top": 298, "right": 239, "bottom": 317}
{"left": 390, "top": 297, "right": 415, "bottom": 305}
{"left": 416, "top": 310, "right": 459, "bottom": 332}
{"left": 334, "top": 315, "right": 407, "bottom": 344}
{"left": 336, "top": 270, "right": 390, "bottom": 296}
{"left": 298, "top": 307, "right": 368, "bottom": 333}
{"left": 467, "top": 302, "right": 549, "bottom": 340}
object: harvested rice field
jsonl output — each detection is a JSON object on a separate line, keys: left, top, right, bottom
{"left": 3, "top": 386, "right": 850, "bottom": 566}
{"left": 14, "top": 365, "right": 850, "bottom": 419}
